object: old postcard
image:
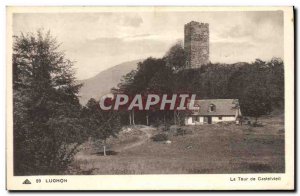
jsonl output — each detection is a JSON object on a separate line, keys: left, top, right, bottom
{"left": 6, "top": 6, "right": 294, "bottom": 190}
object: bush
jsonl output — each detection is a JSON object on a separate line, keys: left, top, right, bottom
{"left": 251, "top": 122, "right": 264, "bottom": 127}
{"left": 151, "top": 133, "right": 168, "bottom": 142}
{"left": 157, "top": 124, "right": 170, "bottom": 132}
{"left": 175, "top": 128, "right": 186, "bottom": 136}
{"left": 174, "top": 127, "right": 193, "bottom": 136}
{"left": 163, "top": 124, "right": 171, "bottom": 132}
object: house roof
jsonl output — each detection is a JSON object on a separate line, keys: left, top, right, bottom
{"left": 189, "top": 99, "right": 240, "bottom": 116}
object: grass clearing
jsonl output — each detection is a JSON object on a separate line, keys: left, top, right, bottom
{"left": 69, "top": 115, "right": 284, "bottom": 174}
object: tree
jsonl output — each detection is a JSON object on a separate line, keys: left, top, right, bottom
{"left": 240, "top": 84, "right": 272, "bottom": 122}
{"left": 13, "top": 30, "right": 85, "bottom": 175}
{"left": 165, "top": 41, "right": 186, "bottom": 71}
{"left": 115, "top": 57, "right": 171, "bottom": 125}
{"left": 266, "top": 57, "right": 284, "bottom": 109}
{"left": 114, "top": 42, "right": 284, "bottom": 127}
{"left": 83, "top": 98, "right": 121, "bottom": 156}
{"left": 114, "top": 70, "right": 137, "bottom": 125}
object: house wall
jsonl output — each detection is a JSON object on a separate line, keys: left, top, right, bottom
{"left": 211, "top": 116, "right": 236, "bottom": 123}
{"left": 185, "top": 116, "right": 204, "bottom": 125}
{"left": 185, "top": 116, "right": 236, "bottom": 125}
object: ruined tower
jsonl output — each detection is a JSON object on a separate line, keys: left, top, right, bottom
{"left": 184, "top": 21, "right": 209, "bottom": 68}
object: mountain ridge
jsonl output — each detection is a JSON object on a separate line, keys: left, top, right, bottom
{"left": 78, "top": 59, "right": 142, "bottom": 105}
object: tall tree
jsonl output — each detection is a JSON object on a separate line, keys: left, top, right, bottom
{"left": 240, "top": 84, "right": 272, "bottom": 122}
{"left": 13, "top": 30, "right": 85, "bottom": 175}
{"left": 165, "top": 41, "right": 186, "bottom": 71}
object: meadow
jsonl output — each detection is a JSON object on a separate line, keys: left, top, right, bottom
{"left": 70, "top": 115, "right": 285, "bottom": 175}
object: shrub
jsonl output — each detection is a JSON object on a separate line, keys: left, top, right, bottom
{"left": 251, "top": 122, "right": 264, "bottom": 127}
{"left": 174, "top": 127, "right": 194, "bottom": 136}
{"left": 163, "top": 124, "right": 171, "bottom": 132}
{"left": 151, "top": 133, "right": 168, "bottom": 142}
{"left": 175, "top": 128, "right": 186, "bottom": 136}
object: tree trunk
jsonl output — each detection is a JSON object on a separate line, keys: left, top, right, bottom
{"left": 146, "top": 113, "right": 149, "bottom": 126}
{"left": 103, "top": 140, "right": 107, "bottom": 156}
{"left": 132, "top": 110, "right": 135, "bottom": 125}
{"left": 174, "top": 111, "right": 176, "bottom": 125}
{"left": 129, "top": 111, "right": 132, "bottom": 125}
{"left": 175, "top": 111, "right": 180, "bottom": 126}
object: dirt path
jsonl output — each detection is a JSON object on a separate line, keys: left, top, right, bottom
{"left": 76, "top": 125, "right": 156, "bottom": 158}
{"left": 114, "top": 126, "right": 154, "bottom": 152}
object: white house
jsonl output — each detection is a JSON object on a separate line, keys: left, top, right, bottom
{"left": 185, "top": 99, "right": 241, "bottom": 125}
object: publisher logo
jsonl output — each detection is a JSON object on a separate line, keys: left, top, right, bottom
{"left": 22, "top": 179, "right": 31, "bottom": 184}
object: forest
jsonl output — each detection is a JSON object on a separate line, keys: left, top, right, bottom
{"left": 112, "top": 42, "right": 284, "bottom": 126}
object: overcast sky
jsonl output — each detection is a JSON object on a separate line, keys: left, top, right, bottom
{"left": 13, "top": 11, "right": 283, "bottom": 80}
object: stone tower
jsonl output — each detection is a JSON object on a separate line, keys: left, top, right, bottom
{"left": 184, "top": 21, "right": 209, "bottom": 68}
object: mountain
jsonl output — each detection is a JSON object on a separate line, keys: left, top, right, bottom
{"left": 78, "top": 60, "right": 141, "bottom": 105}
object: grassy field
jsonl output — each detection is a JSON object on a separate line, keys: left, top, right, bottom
{"left": 69, "top": 115, "right": 285, "bottom": 174}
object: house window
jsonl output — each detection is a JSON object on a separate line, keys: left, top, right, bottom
{"left": 209, "top": 104, "right": 216, "bottom": 112}
{"left": 218, "top": 116, "right": 222, "bottom": 120}
{"left": 193, "top": 104, "right": 200, "bottom": 111}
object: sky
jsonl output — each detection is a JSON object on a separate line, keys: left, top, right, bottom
{"left": 13, "top": 11, "right": 283, "bottom": 80}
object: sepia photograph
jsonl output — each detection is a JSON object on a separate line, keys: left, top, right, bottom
{"left": 6, "top": 6, "right": 294, "bottom": 190}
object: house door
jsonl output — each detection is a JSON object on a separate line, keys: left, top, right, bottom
{"left": 208, "top": 116, "right": 212, "bottom": 124}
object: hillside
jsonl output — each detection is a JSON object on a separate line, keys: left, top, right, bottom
{"left": 78, "top": 60, "right": 142, "bottom": 105}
